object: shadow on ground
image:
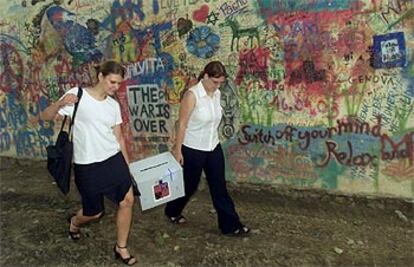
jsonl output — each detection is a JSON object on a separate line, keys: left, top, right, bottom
{"left": 0, "top": 157, "right": 413, "bottom": 267}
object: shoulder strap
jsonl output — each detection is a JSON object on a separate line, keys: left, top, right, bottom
{"left": 68, "top": 87, "right": 83, "bottom": 136}
{"left": 58, "top": 87, "right": 83, "bottom": 134}
{"left": 59, "top": 116, "right": 68, "bottom": 133}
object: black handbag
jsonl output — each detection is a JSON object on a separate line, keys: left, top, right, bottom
{"left": 46, "top": 88, "right": 83, "bottom": 195}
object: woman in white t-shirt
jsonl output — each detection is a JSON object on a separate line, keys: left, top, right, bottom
{"left": 41, "top": 60, "right": 137, "bottom": 266}
{"left": 165, "top": 61, "right": 249, "bottom": 235}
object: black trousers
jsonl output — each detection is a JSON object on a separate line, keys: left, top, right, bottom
{"left": 165, "top": 144, "right": 243, "bottom": 234}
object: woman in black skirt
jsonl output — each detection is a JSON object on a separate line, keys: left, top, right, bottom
{"left": 41, "top": 60, "right": 137, "bottom": 266}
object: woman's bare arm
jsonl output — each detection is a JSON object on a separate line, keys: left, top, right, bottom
{"left": 113, "top": 124, "right": 129, "bottom": 164}
{"left": 174, "top": 90, "right": 196, "bottom": 165}
{"left": 40, "top": 94, "right": 79, "bottom": 121}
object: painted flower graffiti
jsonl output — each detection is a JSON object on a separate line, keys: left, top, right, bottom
{"left": 186, "top": 26, "right": 220, "bottom": 59}
{"left": 225, "top": 142, "right": 319, "bottom": 186}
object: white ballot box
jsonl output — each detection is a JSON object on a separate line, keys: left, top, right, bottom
{"left": 129, "top": 152, "right": 184, "bottom": 211}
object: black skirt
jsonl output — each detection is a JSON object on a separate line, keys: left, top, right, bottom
{"left": 74, "top": 152, "right": 131, "bottom": 207}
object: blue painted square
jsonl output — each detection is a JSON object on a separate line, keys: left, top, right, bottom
{"left": 372, "top": 32, "right": 406, "bottom": 69}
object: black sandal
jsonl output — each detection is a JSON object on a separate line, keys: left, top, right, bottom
{"left": 226, "top": 225, "right": 250, "bottom": 236}
{"left": 167, "top": 215, "right": 187, "bottom": 224}
{"left": 67, "top": 215, "right": 81, "bottom": 240}
{"left": 114, "top": 244, "right": 137, "bottom": 266}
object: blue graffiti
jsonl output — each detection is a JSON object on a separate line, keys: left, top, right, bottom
{"left": 372, "top": 32, "right": 407, "bottom": 69}
{"left": 38, "top": 120, "right": 55, "bottom": 137}
{"left": 401, "top": 53, "right": 414, "bottom": 97}
{"left": 153, "top": 0, "right": 159, "bottom": 15}
{"left": 257, "top": 0, "right": 359, "bottom": 16}
{"left": 101, "top": 0, "right": 146, "bottom": 32}
{"left": 186, "top": 26, "right": 220, "bottom": 59}
{"left": 132, "top": 21, "right": 173, "bottom": 55}
{"left": 128, "top": 52, "right": 175, "bottom": 87}
{"left": 46, "top": 6, "right": 102, "bottom": 64}
{"left": 0, "top": 106, "right": 7, "bottom": 129}
{"left": 6, "top": 99, "right": 27, "bottom": 129}
{"left": 12, "top": 128, "right": 52, "bottom": 157}
{"left": 14, "top": 130, "right": 36, "bottom": 157}
{"left": 0, "top": 131, "right": 11, "bottom": 152}
{"left": 128, "top": 21, "right": 175, "bottom": 87}
{"left": 0, "top": 91, "right": 54, "bottom": 156}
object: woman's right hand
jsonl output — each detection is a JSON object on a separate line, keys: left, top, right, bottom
{"left": 59, "top": 93, "right": 79, "bottom": 107}
{"left": 40, "top": 93, "right": 79, "bottom": 121}
{"left": 173, "top": 148, "right": 184, "bottom": 166}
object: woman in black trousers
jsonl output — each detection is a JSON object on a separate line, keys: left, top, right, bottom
{"left": 165, "top": 61, "right": 249, "bottom": 235}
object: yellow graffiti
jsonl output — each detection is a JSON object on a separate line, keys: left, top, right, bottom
{"left": 169, "top": 75, "right": 186, "bottom": 104}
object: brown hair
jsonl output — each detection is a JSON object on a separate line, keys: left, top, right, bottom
{"left": 95, "top": 60, "right": 125, "bottom": 78}
{"left": 197, "top": 61, "right": 227, "bottom": 81}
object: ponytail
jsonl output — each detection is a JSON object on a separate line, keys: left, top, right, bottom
{"left": 197, "top": 61, "right": 227, "bottom": 81}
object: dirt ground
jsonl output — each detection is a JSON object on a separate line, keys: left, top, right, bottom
{"left": 0, "top": 157, "right": 413, "bottom": 267}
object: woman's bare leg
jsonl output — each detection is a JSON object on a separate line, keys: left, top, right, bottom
{"left": 69, "top": 209, "right": 103, "bottom": 239}
{"left": 115, "top": 187, "right": 136, "bottom": 264}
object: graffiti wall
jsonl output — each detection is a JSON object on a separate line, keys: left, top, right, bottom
{"left": 0, "top": 0, "right": 413, "bottom": 198}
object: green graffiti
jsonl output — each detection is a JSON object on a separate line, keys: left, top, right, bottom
{"left": 343, "top": 82, "right": 366, "bottom": 118}
{"left": 387, "top": 7, "right": 414, "bottom": 30}
{"left": 239, "top": 83, "right": 274, "bottom": 126}
{"left": 395, "top": 98, "right": 414, "bottom": 134}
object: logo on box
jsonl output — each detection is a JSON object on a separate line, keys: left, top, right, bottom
{"left": 153, "top": 180, "right": 170, "bottom": 201}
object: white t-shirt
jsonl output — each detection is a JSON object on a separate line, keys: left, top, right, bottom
{"left": 183, "top": 81, "right": 222, "bottom": 151}
{"left": 58, "top": 87, "right": 122, "bottom": 164}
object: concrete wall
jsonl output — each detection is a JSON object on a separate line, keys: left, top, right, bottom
{"left": 0, "top": 0, "right": 413, "bottom": 198}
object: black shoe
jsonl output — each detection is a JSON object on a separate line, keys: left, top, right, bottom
{"left": 167, "top": 214, "right": 187, "bottom": 224}
{"left": 67, "top": 215, "right": 81, "bottom": 241}
{"left": 113, "top": 244, "right": 137, "bottom": 266}
{"left": 225, "top": 225, "right": 250, "bottom": 236}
